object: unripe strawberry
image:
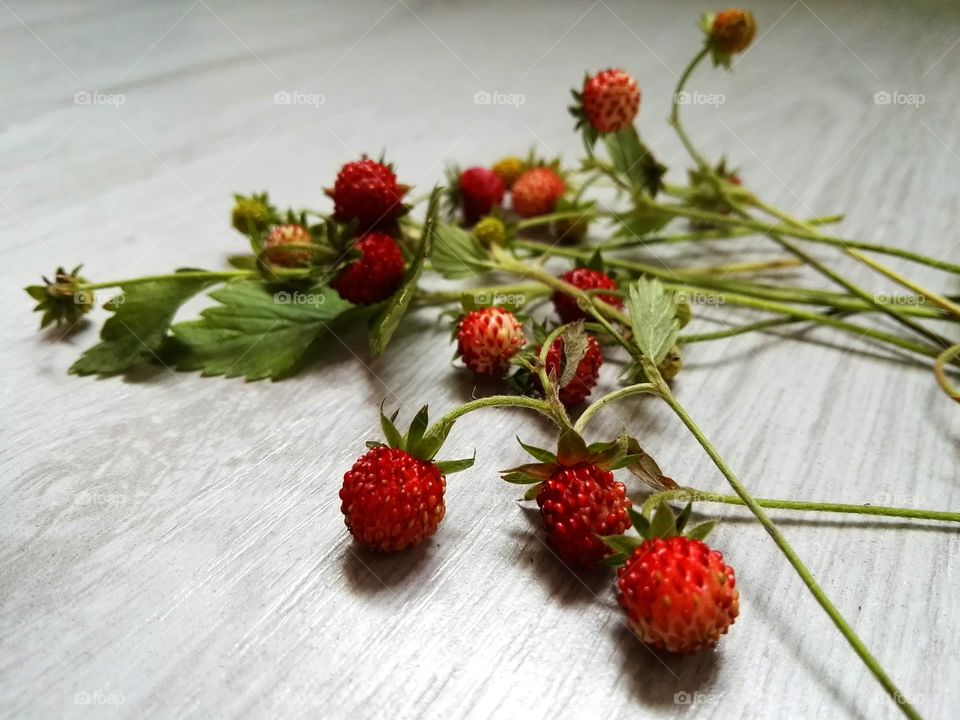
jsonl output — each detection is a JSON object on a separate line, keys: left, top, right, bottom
{"left": 458, "top": 167, "right": 504, "bottom": 224}
{"left": 492, "top": 156, "right": 524, "bottom": 190}
{"left": 512, "top": 167, "right": 565, "bottom": 218}
{"left": 328, "top": 158, "right": 406, "bottom": 231}
{"left": 658, "top": 344, "right": 683, "bottom": 382}
{"left": 331, "top": 232, "right": 405, "bottom": 305}
{"left": 712, "top": 9, "right": 757, "bottom": 54}
{"left": 457, "top": 307, "right": 525, "bottom": 376}
{"left": 231, "top": 194, "right": 272, "bottom": 235}
{"left": 582, "top": 69, "right": 641, "bottom": 134}
{"left": 537, "top": 462, "right": 631, "bottom": 566}
{"left": 340, "top": 447, "right": 446, "bottom": 552}
{"left": 264, "top": 223, "right": 313, "bottom": 267}
{"left": 617, "top": 536, "right": 740, "bottom": 653}
{"left": 552, "top": 268, "right": 623, "bottom": 323}
{"left": 473, "top": 216, "right": 507, "bottom": 246}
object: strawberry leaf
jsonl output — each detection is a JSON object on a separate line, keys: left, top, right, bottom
{"left": 370, "top": 186, "right": 440, "bottom": 356}
{"left": 431, "top": 223, "right": 490, "bottom": 279}
{"left": 603, "top": 126, "right": 666, "bottom": 197}
{"left": 626, "top": 277, "right": 680, "bottom": 365}
{"left": 170, "top": 281, "right": 352, "bottom": 380}
{"left": 517, "top": 437, "right": 557, "bottom": 464}
{"left": 70, "top": 275, "right": 218, "bottom": 376}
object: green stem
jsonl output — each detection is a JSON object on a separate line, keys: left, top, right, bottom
{"left": 846, "top": 249, "right": 960, "bottom": 320}
{"left": 645, "top": 359, "right": 921, "bottom": 720}
{"left": 415, "top": 283, "right": 549, "bottom": 305}
{"left": 574, "top": 383, "right": 658, "bottom": 433}
{"left": 934, "top": 344, "right": 960, "bottom": 402}
{"left": 429, "top": 395, "right": 563, "bottom": 436}
{"left": 517, "top": 209, "right": 603, "bottom": 231}
{"left": 80, "top": 270, "right": 256, "bottom": 290}
{"left": 679, "top": 315, "right": 822, "bottom": 344}
{"left": 669, "top": 45, "right": 712, "bottom": 170}
{"left": 643, "top": 489, "right": 960, "bottom": 524}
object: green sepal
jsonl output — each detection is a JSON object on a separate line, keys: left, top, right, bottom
{"left": 556, "top": 427, "right": 588, "bottom": 466}
{"left": 517, "top": 437, "right": 557, "bottom": 464}
{"left": 404, "top": 405, "right": 430, "bottom": 455}
{"left": 436, "top": 454, "right": 475, "bottom": 475}
{"left": 599, "top": 534, "right": 643, "bottom": 557}
{"left": 522, "top": 483, "right": 544, "bottom": 501}
{"left": 365, "top": 441, "right": 387, "bottom": 450}
{"left": 227, "top": 255, "right": 258, "bottom": 270}
{"left": 627, "top": 507, "right": 650, "bottom": 538}
{"left": 685, "top": 519, "right": 720, "bottom": 541}
{"left": 649, "top": 501, "right": 679, "bottom": 539}
{"left": 380, "top": 404, "right": 404, "bottom": 450}
{"left": 500, "top": 463, "right": 559, "bottom": 484}
{"left": 675, "top": 502, "right": 693, "bottom": 534}
{"left": 601, "top": 552, "right": 628, "bottom": 567}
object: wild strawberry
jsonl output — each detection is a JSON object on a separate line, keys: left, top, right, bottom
{"left": 492, "top": 156, "right": 524, "bottom": 190}
{"left": 263, "top": 223, "right": 313, "bottom": 267}
{"left": 512, "top": 167, "right": 565, "bottom": 218}
{"left": 331, "top": 232, "right": 405, "bottom": 305}
{"left": 473, "top": 216, "right": 507, "bottom": 246}
{"left": 712, "top": 9, "right": 757, "bottom": 54}
{"left": 457, "top": 167, "right": 504, "bottom": 224}
{"left": 552, "top": 268, "right": 623, "bottom": 323}
{"left": 542, "top": 333, "right": 602, "bottom": 407}
{"left": 582, "top": 69, "right": 641, "bottom": 134}
{"left": 327, "top": 158, "right": 407, "bottom": 231}
{"left": 618, "top": 536, "right": 739, "bottom": 653}
{"left": 340, "top": 406, "right": 474, "bottom": 553}
{"left": 457, "top": 307, "right": 525, "bottom": 376}
{"left": 537, "top": 463, "right": 631, "bottom": 566}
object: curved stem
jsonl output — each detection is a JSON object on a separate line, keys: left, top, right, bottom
{"left": 643, "top": 489, "right": 960, "bottom": 524}
{"left": 429, "top": 395, "right": 563, "bottom": 436}
{"left": 669, "top": 45, "right": 712, "bottom": 170}
{"left": 645, "top": 359, "right": 920, "bottom": 720}
{"left": 574, "top": 383, "right": 659, "bottom": 433}
{"left": 934, "top": 344, "right": 960, "bottom": 402}
{"left": 517, "top": 209, "right": 603, "bottom": 231}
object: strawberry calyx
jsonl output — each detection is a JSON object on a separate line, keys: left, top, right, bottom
{"left": 600, "top": 500, "right": 720, "bottom": 567}
{"left": 369, "top": 404, "right": 475, "bottom": 475}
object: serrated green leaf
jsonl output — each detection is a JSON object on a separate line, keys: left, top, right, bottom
{"left": 431, "top": 223, "right": 490, "bottom": 279}
{"left": 436, "top": 454, "right": 475, "bottom": 475}
{"left": 685, "top": 519, "right": 720, "bottom": 541}
{"left": 517, "top": 437, "right": 557, "bottom": 464}
{"left": 70, "top": 275, "right": 218, "bottom": 376}
{"left": 370, "top": 187, "right": 440, "bottom": 355}
{"left": 170, "top": 281, "right": 353, "bottom": 380}
{"left": 626, "top": 277, "right": 680, "bottom": 364}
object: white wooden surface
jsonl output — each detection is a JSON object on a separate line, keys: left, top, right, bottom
{"left": 2, "top": 1, "right": 958, "bottom": 718}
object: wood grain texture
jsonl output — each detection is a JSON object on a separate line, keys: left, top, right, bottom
{"left": 1, "top": 0, "right": 958, "bottom": 718}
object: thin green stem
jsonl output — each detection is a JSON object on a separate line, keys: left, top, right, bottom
{"left": 643, "top": 489, "right": 960, "bottom": 524}
{"left": 645, "top": 359, "right": 920, "bottom": 720}
{"left": 669, "top": 45, "right": 712, "bottom": 170}
{"left": 934, "top": 344, "right": 960, "bottom": 403}
{"left": 846, "top": 249, "right": 960, "bottom": 320}
{"left": 429, "top": 395, "right": 562, "bottom": 435}
{"left": 574, "top": 383, "right": 659, "bottom": 433}
{"left": 80, "top": 270, "right": 255, "bottom": 290}
{"left": 415, "top": 283, "right": 549, "bottom": 305}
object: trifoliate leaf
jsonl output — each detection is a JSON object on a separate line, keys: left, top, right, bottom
{"left": 70, "top": 275, "right": 218, "bottom": 376}
{"left": 170, "top": 281, "right": 352, "bottom": 380}
{"left": 431, "top": 223, "right": 490, "bottom": 279}
{"left": 626, "top": 277, "right": 680, "bottom": 364}
{"left": 370, "top": 186, "right": 440, "bottom": 356}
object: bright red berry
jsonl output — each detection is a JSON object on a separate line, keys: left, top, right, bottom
{"left": 541, "top": 334, "right": 602, "bottom": 407}
{"left": 582, "top": 69, "right": 641, "bottom": 134}
{"left": 339, "top": 447, "right": 446, "bottom": 552}
{"left": 332, "top": 232, "right": 405, "bottom": 305}
{"left": 712, "top": 9, "right": 757, "bottom": 54}
{"left": 537, "top": 462, "right": 631, "bottom": 566}
{"left": 329, "top": 159, "right": 406, "bottom": 231}
{"left": 263, "top": 223, "right": 312, "bottom": 267}
{"left": 457, "top": 307, "right": 525, "bottom": 376}
{"left": 617, "top": 536, "right": 740, "bottom": 653}
{"left": 552, "top": 268, "right": 623, "bottom": 323}
{"left": 512, "top": 167, "right": 565, "bottom": 218}
{"left": 458, "top": 167, "right": 504, "bottom": 224}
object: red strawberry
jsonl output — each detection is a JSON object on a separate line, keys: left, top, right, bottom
{"left": 328, "top": 159, "right": 406, "bottom": 231}
{"left": 552, "top": 268, "right": 623, "bottom": 323}
{"left": 332, "top": 232, "right": 405, "bottom": 305}
{"left": 457, "top": 307, "right": 525, "bottom": 376}
{"left": 537, "top": 462, "right": 631, "bottom": 566}
{"left": 542, "top": 334, "right": 602, "bottom": 407}
{"left": 712, "top": 9, "right": 757, "bottom": 55}
{"left": 339, "top": 446, "right": 446, "bottom": 552}
{"left": 458, "top": 167, "right": 505, "bottom": 224}
{"left": 617, "top": 536, "right": 740, "bottom": 653}
{"left": 263, "top": 223, "right": 312, "bottom": 267}
{"left": 512, "top": 167, "right": 565, "bottom": 218}
{"left": 582, "top": 69, "right": 641, "bottom": 134}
